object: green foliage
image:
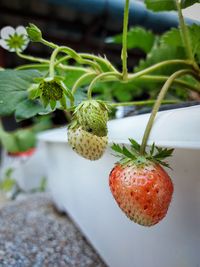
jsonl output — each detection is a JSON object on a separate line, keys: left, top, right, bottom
{"left": 0, "top": 128, "right": 36, "bottom": 153}
{"left": 160, "top": 25, "right": 200, "bottom": 63}
{"left": 0, "top": 70, "right": 48, "bottom": 119}
{"left": 106, "top": 26, "right": 156, "bottom": 54}
{"left": 188, "top": 24, "right": 200, "bottom": 63}
{"left": 104, "top": 23, "right": 200, "bottom": 102}
{"left": 15, "top": 99, "right": 48, "bottom": 121}
{"left": 145, "top": 0, "right": 199, "bottom": 12}
{"left": 63, "top": 69, "right": 90, "bottom": 89}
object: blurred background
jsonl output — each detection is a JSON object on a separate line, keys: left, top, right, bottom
{"left": 1, "top": 0, "right": 199, "bottom": 129}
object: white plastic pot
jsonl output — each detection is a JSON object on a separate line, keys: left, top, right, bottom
{"left": 38, "top": 106, "right": 200, "bottom": 267}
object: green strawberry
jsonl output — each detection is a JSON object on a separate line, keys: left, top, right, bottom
{"left": 68, "top": 125, "right": 108, "bottom": 160}
{"left": 74, "top": 100, "right": 109, "bottom": 137}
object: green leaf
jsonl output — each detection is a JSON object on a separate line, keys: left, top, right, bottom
{"left": 63, "top": 70, "right": 89, "bottom": 89}
{"left": 145, "top": 0, "right": 199, "bottom": 12}
{"left": 161, "top": 25, "right": 200, "bottom": 63}
{"left": 135, "top": 45, "right": 187, "bottom": 75}
{"left": 188, "top": 24, "right": 200, "bottom": 63}
{"left": 113, "top": 87, "right": 132, "bottom": 102}
{"left": 160, "top": 27, "right": 182, "bottom": 47}
{"left": 15, "top": 99, "right": 48, "bottom": 121}
{"left": 107, "top": 27, "right": 156, "bottom": 54}
{"left": 0, "top": 70, "right": 42, "bottom": 116}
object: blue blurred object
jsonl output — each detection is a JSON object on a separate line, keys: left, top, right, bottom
{"left": 45, "top": 0, "right": 199, "bottom": 32}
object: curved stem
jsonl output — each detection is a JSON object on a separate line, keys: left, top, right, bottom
{"left": 15, "top": 63, "right": 49, "bottom": 70}
{"left": 59, "top": 64, "right": 90, "bottom": 73}
{"left": 16, "top": 51, "right": 49, "bottom": 64}
{"left": 55, "top": 55, "right": 71, "bottom": 66}
{"left": 87, "top": 72, "right": 121, "bottom": 99}
{"left": 79, "top": 53, "right": 119, "bottom": 73}
{"left": 71, "top": 72, "right": 96, "bottom": 96}
{"left": 40, "top": 38, "right": 58, "bottom": 49}
{"left": 79, "top": 58, "right": 102, "bottom": 72}
{"left": 110, "top": 99, "right": 180, "bottom": 107}
{"left": 137, "top": 75, "right": 200, "bottom": 93}
{"left": 140, "top": 69, "right": 196, "bottom": 154}
{"left": 122, "top": 0, "right": 130, "bottom": 80}
{"left": 128, "top": 59, "right": 193, "bottom": 80}
{"left": 175, "top": 0, "right": 194, "bottom": 61}
{"left": 49, "top": 46, "right": 81, "bottom": 77}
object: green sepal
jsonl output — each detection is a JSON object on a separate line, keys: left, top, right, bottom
{"left": 63, "top": 86, "right": 74, "bottom": 103}
{"left": 59, "top": 95, "right": 67, "bottom": 109}
{"left": 111, "top": 140, "right": 174, "bottom": 169}
{"left": 28, "top": 83, "right": 41, "bottom": 99}
{"left": 40, "top": 95, "right": 49, "bottom": 108}
{"left": 26, "top": 23, "right": 42, "bottom": 42}
{"left": 34, "top": 77, "right": 44, "bottom": 83}
{"left": 50, "top": 100, "right": 56, "bottom": 110}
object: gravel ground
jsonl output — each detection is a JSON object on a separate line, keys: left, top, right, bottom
{"left": 0, "top": 193, "right": 107, "bottom": 267}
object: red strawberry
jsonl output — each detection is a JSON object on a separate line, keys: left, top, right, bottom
{"left": 109, "top": 140, "right": 174, "bottom": 226}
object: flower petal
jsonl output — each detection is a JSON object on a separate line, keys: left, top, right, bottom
{"left": 0, "top": 39, "right": 9, "bottom": 50}
{"left": 16, "top": 26, "right": 27, "bottom": 36}
{"left": 1, "top": 26, "right": 15, "bottom": 39}
{"left": 20, "top": 42, "right": 29, "bottom": 52}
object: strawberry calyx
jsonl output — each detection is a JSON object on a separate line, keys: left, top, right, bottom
{"left": 112, "top": 139, "right": 174, "bottom": 168}
{"left": 28, "top": 76, "right": 74, "bottom": 110}
{"left": 73, "top": 100, "right": 109, "bottom": 137}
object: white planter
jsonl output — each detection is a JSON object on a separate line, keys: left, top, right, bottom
{"left": 38, "top": 106, "right": 200, "bottom": 267}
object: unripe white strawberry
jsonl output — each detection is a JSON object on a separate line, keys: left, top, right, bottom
{"left": 68, "top": 126, "right": 108, "bottom": 161}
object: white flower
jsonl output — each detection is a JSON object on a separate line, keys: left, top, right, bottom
{"left": 0, "top": 26, "right": 29, "bottom": 52}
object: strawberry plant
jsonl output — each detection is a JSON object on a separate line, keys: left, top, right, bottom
{"left": 0, "top": 0, "right": 199, "bottom": 226}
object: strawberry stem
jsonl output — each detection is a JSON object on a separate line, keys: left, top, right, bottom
{"left": 140, "top": 69, "right": 198, "bottom": 155}
{"left": 87, "top": 72, "right": 121, "bottom": 99}
{"left": 122, "top": 0, "right": 130, "bottom": 80}
{"left": 175, "top": 0, "right": 194, "bottom": 62}
{"left": 16, "top": 51, "right": 49, "bottom": 64}
{"left": 127, "top": 59, "right": 194, "bottom": 80}
{"left": 40, "top": 38, "right": 58, "bottom": 49}
{"left": 110, "top": 99, "right": 180, "bottom": 107}
{"left": 49, "top": 46, "right": 82, "bottom": 77}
